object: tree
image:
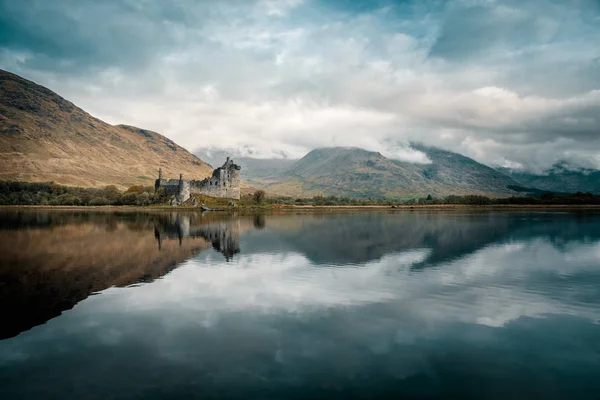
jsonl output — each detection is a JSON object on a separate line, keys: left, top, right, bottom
{"left": 20, "top": 193, "right": 33, "bottom": 205}
{"left": 126, "top": 185, "right": 145, "bottom": 194}
{"left": 253, "top": 190, "right": 266, "bottom": 204}
{"left": 90, "top": 197, "right": 109, "bottom": 206}
{"left": 152, "top": 187, "right": 168, "bottom": 204}
{"left": 426, "top": 194, "right": 433, "bottom": 201}
{"left": 119, "top": 192, "right": 138, "bottom": 205}
{"left": 136, "top": 192, "right": 151, "bottom": 206}
{"left": 102, "top": 185, "right": 121, "bottom": 204}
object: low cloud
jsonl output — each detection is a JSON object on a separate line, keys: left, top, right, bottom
{"left": 380, "top": 145, "right": 432, "bottom": 164}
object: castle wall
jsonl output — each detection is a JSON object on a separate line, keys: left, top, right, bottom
{"left": 155, "top": 158, "right": 241, "bottom": 203}
{"left": 179, "top": 181, "right": 191, "bottom": 203}
{"left": 156, "top": 179, "right": 180, "bottom": 196}
{"left": 189, "top": 171, "right": 240, "bottom": 199}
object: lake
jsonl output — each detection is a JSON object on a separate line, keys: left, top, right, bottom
{"left": 1, "top": 209, "right": 600, "bottom": 399}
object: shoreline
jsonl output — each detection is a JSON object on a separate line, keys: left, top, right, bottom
{"left": 2, "top": 204, "right": 600, "bottom": 212}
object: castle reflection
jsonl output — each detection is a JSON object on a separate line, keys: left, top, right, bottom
{"left": 154, "top": 213, "right": 241, "bottom": 261}
{"left": 0, "top": 210, "right": 242, "bottom": 339}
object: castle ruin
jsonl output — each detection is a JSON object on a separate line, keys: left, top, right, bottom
{"left": 155, "top": 157, "right": 241, "bottom": 204}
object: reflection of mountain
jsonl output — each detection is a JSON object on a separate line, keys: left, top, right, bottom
{"left": 241, "top": 212, "right": 600, "bottom": 267}
{"left": 154, "top": 213, "right": 241, "bottom": 261}
{"left": 0, "top": 211, "right": 239, "bottom": 339}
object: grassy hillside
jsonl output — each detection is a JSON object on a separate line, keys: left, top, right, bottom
{"left": 0, "top": 69, "right": 213, "bottom": 188}
{"left": 403, "top": 144, "right": 521, "bottom": 195}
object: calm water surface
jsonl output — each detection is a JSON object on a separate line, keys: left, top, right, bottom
{"left": 1, "top": 210, "right": 600, "bottom": 399}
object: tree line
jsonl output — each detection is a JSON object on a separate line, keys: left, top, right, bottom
{"left": 1, "top": 181, "right": 600, "bottom": 206}
{"left": 0, "top": 181, "right": 169, "bottom": 206}
{"left": 251, "top": 192, "right": 600, "bottom": 206}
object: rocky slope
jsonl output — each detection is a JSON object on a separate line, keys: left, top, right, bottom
{"left": 0, "top": 69, "right": 212, "bottom": 188}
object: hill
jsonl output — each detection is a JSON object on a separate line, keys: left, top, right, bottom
{"left": 497, "top": 162, "right": 600, "bottom": 194}
{"left": 263, "top": 146, "right": 519, "bottom": 198}
{"left": 0, "top": 69, "right": 212, "bottom": 188}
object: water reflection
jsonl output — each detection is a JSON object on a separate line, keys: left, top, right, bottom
{"left": 153, "top": 212, "right": 241, "bottom": 260}
{"left": 0, "top": 211, "right": 240, "bottom": 339}
{"left": 1, "top": 210, "right": 600, "bottom": 398}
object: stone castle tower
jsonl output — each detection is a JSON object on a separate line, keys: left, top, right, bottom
{"left": 155, "top": 157, "right": 241, "bottom": 204}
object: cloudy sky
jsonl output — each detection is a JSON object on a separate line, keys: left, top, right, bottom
{"left": 1, "top": 0, "right": 599, "bottom": 171}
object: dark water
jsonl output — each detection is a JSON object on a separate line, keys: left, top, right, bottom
{"left": 1, "top": 210, "right": 600, "bottom": 399}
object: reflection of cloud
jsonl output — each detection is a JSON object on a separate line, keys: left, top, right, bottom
{"left": 68, "top": 238, "right": 600, "bottom": 330}
{"left": 126, "top": 249, "right": 432, "bottom": 313}
{"left": 410, "top": 240, "right": 600, "bottom": 327}
{"left": 2, "top": 236, "right": 600, "bottom": 397}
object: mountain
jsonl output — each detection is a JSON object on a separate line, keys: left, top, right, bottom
{"left": 263, "top": 146, "right": 519, "bottom": 198}
{"left": 497, "top": 162, "right": 600, "bottom": 194}
{"left": 0, "top": 69, "right": 212, "bottom": 188}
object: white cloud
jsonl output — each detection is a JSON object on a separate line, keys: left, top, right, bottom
{"left": 2, "top": 0, "right": 599, "bottom": 171}
{"left": 258, "top": 0, "right": 305, "bottom": 17}
{"left": 380, "top": 145, "right": 432, "bottom": 164}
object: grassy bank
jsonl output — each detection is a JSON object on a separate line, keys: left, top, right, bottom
{"left": 3, "top": 181, "right": 600, "bottom": 211}
{"left": 3, "top": 204, "right": 600, "bottom": 213}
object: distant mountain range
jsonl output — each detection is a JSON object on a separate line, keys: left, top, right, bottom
{"left": 496, "top": 163, "right": 600, "bottom": 194}
{"left": 0, "top": 69, "right": 212, "bottom": 188}
{"left": 198, "top": 147, "right": 600, "bottom": 199}
{"left": 198, "top": 146, "right": 521, "bottom": 198}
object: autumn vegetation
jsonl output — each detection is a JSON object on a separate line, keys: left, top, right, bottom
{"left": 2, "top": 181, "right": 600, "bottom": 207}
{"left": 0, "top": 181, "right": 168, "bottom": 206}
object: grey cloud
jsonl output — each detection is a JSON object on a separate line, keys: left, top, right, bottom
{"left": 429, "top": 0, "right": 600, "bottom": 62}
{"left": 0, "top": 0, "right": 199, "bottom": 73}
{"left": 429, "top": 5, "right": 514, "bottom": 61}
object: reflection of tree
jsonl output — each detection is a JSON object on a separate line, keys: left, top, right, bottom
{"left": 253, "top": 214, "right": 266, "bottom": 230}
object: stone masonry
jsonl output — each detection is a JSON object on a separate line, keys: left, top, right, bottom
{"left": 155, "top": 157, "right": 241, "bottom": 203}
